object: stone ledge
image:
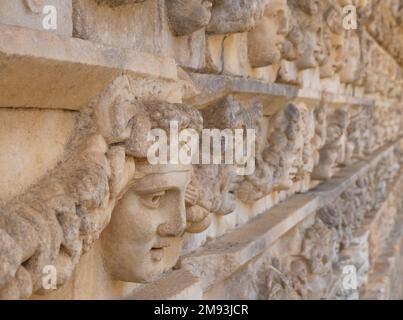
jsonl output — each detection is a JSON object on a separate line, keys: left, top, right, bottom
{"left": 127, "top": 270, "right": 202, "bottom": 300}
{"left": 0, "top": 24, "right": 178, "bottom": 110}
{"left": 178, "top": 138, "right": 402, "bottom": 291}
{"left": 188, "top": 73, "right": 375, "bottom": 113}
{"left": 361, "top": 174, "right": 403, "bottom": 299}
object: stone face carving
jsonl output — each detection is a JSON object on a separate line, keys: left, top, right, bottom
{"left": 247, "top": 0, "right": 291, "bottom": 68}
{"left": 298, "top": 218, "right": 334, "bottom": 299}
{"left": 340, "top": 30, "right": 362, "bottom": 84}
{"left": 320, "top": 0, "right": 345, "bottom": 78}
{"left": 187, "top": 96, "right": 262, "bottom": 220}
{"left": 207, "top": 0, "right": 266, "bottom": 34}
{"left": 236, "top": 103, "right": 305, "bottom": 203}
{"left": 312, "top": 108, "right": 350, "bottom": 180}
{"left": 0, "top": 76, "right": 205, "bottom": 298}
{"left": 287, "top": 0, "right": 326, "bottom": 70}
{"left": 165, "top": 0, "right": 213, "bottom": 36}
{"left": 312, "top": 98, "right": 328, "bottom": 166}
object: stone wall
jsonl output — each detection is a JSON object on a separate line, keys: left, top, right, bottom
{"left": 0, "top": 0, "right": 402, "bottom": 300}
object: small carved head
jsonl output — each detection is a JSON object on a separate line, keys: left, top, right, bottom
{"left": 340, "top": 31, "right": 362, "bottom": 84}
{"left": 320, "top": 2, "right": 345, "bottom": 78}
{"left": 248, "top": 0, "right": 291, "bottom": 67}
{"left": 207, "top": 0, "right": 266, "bottom": 34}
{"left": 166, "top": 0, "right": 213, "bottom": 36}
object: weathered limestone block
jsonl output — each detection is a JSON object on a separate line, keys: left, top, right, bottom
{"left": 0, "top": 109, "right": 76, "bottom": 203}
{"left": 0, "top": 0, "right": 72, "bottom": 36}
{"left": 0, "top": 24, "right": 179, "bottom": 110}
{"left": 73, "top": 0, "right": 206, "bottom": 70}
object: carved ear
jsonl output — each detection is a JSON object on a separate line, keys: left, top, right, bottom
{"left": 125, "top": 111, "right": 152, "bottom": 158}
{"left": 93, "top": 76, "right": 136, "bottom": 144}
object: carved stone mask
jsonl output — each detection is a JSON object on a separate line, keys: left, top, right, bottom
{"left": 340, "top": 31, "right": 362, "bottom": 84}
{"left": 287, "top": 1, "right": 325, "bottom": 70}
{"left": 101, "top": 163, "right": 192, "bottom": 282}
{"left": 248, "top": 0, "right": 291, "bottom": 67}
{"left": 207, "top": 0, "right": 266, "bottom": 34}
{"left": 320, "top": 4, "right": 345, "bottom": 78}
{"left": 166, "top": 0, "right": 213, "bottom": 36}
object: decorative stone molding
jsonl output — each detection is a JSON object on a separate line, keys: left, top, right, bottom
{"left": 0, "top": 0, "right": 402, "bottom": 300}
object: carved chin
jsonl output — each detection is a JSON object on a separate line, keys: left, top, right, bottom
{"left": 166, "top": 2, "right": 212, "bottom": 36}
{"left": 340, "top": 68, "right": 358, "bottom": 84}
{"left": 256, "top": 52, "right": 281, "bottom": 68}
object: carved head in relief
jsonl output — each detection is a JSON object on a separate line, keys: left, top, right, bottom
{"left": 0, "top": 76, "right": 204, "bottom": 298}
{"left": 101, "top": 163, "right": 192, "bottom": 282}
{"left": 287, "top": 0, "right": 326, "bottom": 70}
{"left": 207, "top": 0, "right": 266, "bottom": 34}
{"left": 165, "top": 0, "right": 213, "bottom": 36}
{"left": 320, "top": 1, "right": 345, "bottom": 78}
{"left": 312, "top": 109, "right": 349, "bottom": 180}
{"left": 94, "top": 81, "right": 203, "bottom": 282}
{"left": 185, "top": 96, "right": 262, "bottom": 223}
{"left": 264, "top": 103, "right": 303, "bottom": 191}
{"left": 340, "top": 30, "right": 362, "bottom": 84}
{"left": 248, "top": 0, "right": 291, "bottom": 68}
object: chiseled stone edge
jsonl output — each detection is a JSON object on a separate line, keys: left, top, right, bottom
{"left": 178, "top": 138, "right": 403, "bottom": 291}
{"left": 188, "top": 73, "right": 376, "bottom": 109}
{"left": 127, "top": 269, "right": 202, "bottom": 300}
{"left": 0, "top": 24, "right": 178, "bottom": 110}
{"left": 361, "top": 175, "right": 403, "bottom": 299}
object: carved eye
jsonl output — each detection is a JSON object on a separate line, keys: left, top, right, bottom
{"left": 140, "top": 191, "right": 166, "bottom": 209}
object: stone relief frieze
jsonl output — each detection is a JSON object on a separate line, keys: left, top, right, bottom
{"left": 0, "top": 75, "right": 205, "bottom": 298}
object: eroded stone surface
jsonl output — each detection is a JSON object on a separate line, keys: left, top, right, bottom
{"left": 0, "top": 0, "right": 402, "bottom": 301}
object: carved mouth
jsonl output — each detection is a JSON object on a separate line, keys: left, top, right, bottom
{"left": 150, "top": 248, "right": 164, "bottom": 262}
{"left": 150, "top": 240, "right": 170, "bottom": 262}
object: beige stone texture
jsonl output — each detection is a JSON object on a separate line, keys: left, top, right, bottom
{"left": 0, "top": 0, "right": 402, "bottom": 301}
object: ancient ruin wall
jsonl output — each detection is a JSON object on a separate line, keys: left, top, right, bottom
{"left": 0, "top": 0, "right": 402, "bottom": 300}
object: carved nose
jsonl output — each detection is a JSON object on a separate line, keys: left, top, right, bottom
{"left": 278, "top": 17, "right": 289, "bottom": 35}
{"left": 157, "top": 203, "right": 186, "bottom": 237}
